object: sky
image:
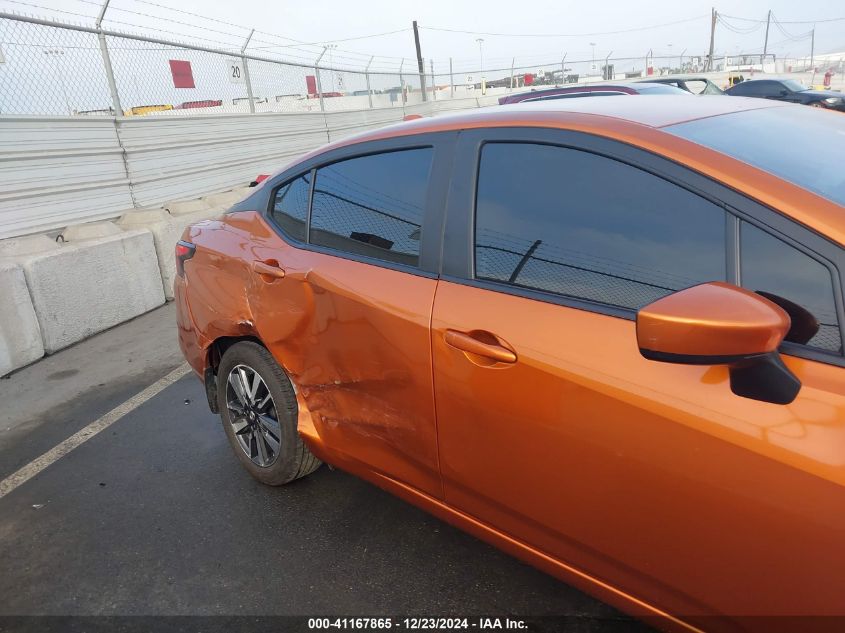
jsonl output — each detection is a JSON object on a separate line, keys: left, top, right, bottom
{"left": 0, "top": 0, "right": 843, "bottom": 76}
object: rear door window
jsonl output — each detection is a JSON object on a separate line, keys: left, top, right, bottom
{"left": 270, "top": 173, "right": 311, "bottom": 242}
{"left": 310, "top": 148, "right": 433, "bottom": 268}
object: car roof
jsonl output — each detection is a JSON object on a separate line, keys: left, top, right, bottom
{"left": 386, "top": 95, "right": 785, "bottom": 131}
{"left": 516, "top": 81, "right": 669, "bottom": 93}
{"left": 637, "top": 75, "right": 715, "bottom": 82}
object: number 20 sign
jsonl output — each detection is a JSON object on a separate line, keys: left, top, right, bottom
{"left": 227, "top": 59, "right": 246, "bottom": 84}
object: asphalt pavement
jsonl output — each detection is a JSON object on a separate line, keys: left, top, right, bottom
{"left": 0, "top": 303, "right": 645, "bottom": 632}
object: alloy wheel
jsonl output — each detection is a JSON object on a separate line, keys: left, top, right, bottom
{"left": 225, "top": 364, "right": 282, "bottom": 467}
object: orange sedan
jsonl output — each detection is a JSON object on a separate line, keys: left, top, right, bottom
{"left": 175, "top": 96, "right": 845, "bottom": 632}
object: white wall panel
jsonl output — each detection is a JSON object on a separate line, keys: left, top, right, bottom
{"left": 118, "top": 112, "right": 330, "bottom": 208}
{"left": 0, "top": 117, "right": 133, "bottom": 239}
{"left": 0, "top": 100, "right": 486, "bottom": 239}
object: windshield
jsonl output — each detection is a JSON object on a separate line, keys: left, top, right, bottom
{"left": 666, "top": 106, "right": 845, "bottom": 207}
{"left": 782, "top": 79, "right": 807, "bottom": 92}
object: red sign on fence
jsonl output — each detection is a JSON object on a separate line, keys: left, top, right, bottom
{"left": 169, "top": 60, "right": 195, "bottom": 89}
{"left": 306, "top": 75, "right": 317, "bottom": 96}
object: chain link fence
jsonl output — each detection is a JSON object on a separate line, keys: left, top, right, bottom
{"left": 1, "top": 12, "right": 844, "bottom": 117}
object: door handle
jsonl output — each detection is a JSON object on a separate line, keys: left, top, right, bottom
{"left": 252, "top": 260, "right": 286, "bottom": 279}
{"left": 444, "top": 330, "right": 517, "bottom": 364}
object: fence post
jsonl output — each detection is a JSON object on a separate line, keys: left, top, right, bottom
{"left": 560, "top": 53, "right": 566, "bottom": 86}
{"left": 241, "top": 29, "right": 255, "bottom": 113}
{"left": 449, "top": 57, "right": 454, "bottom": 98}
{"left": 399, "top": 58, "right": 405, "bottom": 105}
{"left": 510, "top": 57, "right": 515, "bottom": 90}
{"left": 365, "top": 56, "right": 374, "bottom": 109}
{"left": 315, "top": 47, "right": 328, "bottom": 112}
{"left": 95, "top": 0, "right": 122, "bottom": 116}
{"left": 430, "top": 59, "right": 436, "bottom": 100}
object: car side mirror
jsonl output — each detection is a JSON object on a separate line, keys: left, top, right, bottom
{"left": 636, "top": 282, "right": 801, "bottom": 405}
{"left": 780, "top": 89, "right": 789, "bottom": 96}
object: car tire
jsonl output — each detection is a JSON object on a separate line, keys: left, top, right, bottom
{"left": 809, "top": 102, "right": 824, "bottom": 108}
{"left": 216, "top": 341, "right": 321, "bottom": 485}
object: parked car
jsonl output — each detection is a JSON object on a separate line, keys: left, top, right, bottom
{"left": 176, "top": 96, "right": 845, "bottom": 632}
{"left": 725, "top": 78, "right": 845, "bottom": 110}
{"left": 497, "top": 82, "right": 687, "bottom": 104}
{"left": 635, "top": 75, "right": 724, "bottom": 94}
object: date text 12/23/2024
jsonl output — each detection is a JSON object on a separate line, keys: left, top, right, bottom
{"left": 308, "top": 618, "right": 529, "bottom": 630}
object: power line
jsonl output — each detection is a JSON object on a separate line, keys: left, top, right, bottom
{"left": 717, "top": 15, "right": 763, "bottom": 35}
{"left": 719, "top": 13, "right": 845, "bottom": 24}
{"left": 419, "top": 15, "right": 709, "bottom": 38}
{"left": 129, "top": 0, "right": 409, "bottom": 58}
{"left": 771, "top": 13, "right": 812, "bottom": 42}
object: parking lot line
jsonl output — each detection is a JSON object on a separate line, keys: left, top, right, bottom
{"left": 0, "top": 363, "right": 191, "bottom": 500}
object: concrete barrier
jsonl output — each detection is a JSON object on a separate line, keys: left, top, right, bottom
{"left": 202, "top": 188, "right": 248, "bottom": 209}
{"left": 0, "top": 234, "right": 60, "bottom": 258}
{"left": 118, "top": 207, "right": 223, "bottom": 300}
{"left": 164, "top": 198, "right": 211, "bottom": 216}
{"left": 20, "top": 227, "right": 165, "bottom": 353}
{"left": 0, "top": 263, "right": 44, "bottom": 376}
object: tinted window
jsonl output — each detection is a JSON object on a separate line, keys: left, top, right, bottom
{"left": 270, "top": 173, "right": 311, "bottom": 241}
{"left": 730, "top": 81, "right": 769, "bottom": 96}
{"left": 781, "top": 79, "right": 806, "bottom": 92}
{"left": 667, "top": 106, "right": 845, "bottom": 206}
{"left": 310, "top": 148, "right": 433, "bottom": 267}
{"left": 636, "top": 84, "right": 690, "bottom": 95}
{"left": 741, "top": 222, "right": 841, "bottom": 353}
{"left": 474, "top": 143, "right": 726, "bottom": 311}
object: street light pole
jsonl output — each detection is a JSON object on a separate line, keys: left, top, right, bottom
{"left": 476, "top": 38, "right": 485, "bottom": 93}
{"left": 590, "top": 42, "right": 596, "bottom": 75}
{"left": 326, "top": 44, "right": 337, "bottom": 91}
{"left": 44, "top": 48, "right": 71, "bottom": 115}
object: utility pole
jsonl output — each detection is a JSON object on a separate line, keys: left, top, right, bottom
{"left": 707, "top": 7, "right": 717, "bottom": 72}
{"left": 412, "top": 21, "right": 428, "bottom": 102}
{"left": 810, "top": 27, "right": 815, "bottom": 71}
{"left": 763, "top": 10, "right": 771, "bottom": 62}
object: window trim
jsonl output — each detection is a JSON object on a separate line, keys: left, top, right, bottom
{"left": 266, "top": 170, "right": 313, "bottom": 245}
{"left": 442, "top": 127, "right": 845, "bottom": 368}
{"left": 252, "top": 132, "right": 457, "bottom": 279}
